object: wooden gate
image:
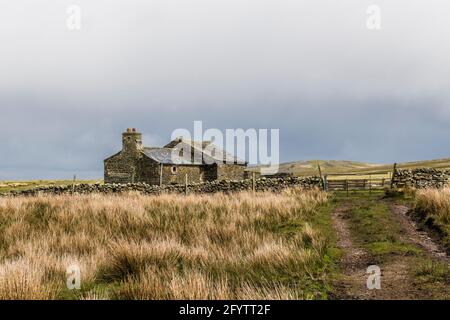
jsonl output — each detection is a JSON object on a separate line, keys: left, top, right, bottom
{"left": 324, "top": 172, "right": 392, "bottom": 192}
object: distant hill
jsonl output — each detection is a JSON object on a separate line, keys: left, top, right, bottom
{"left": 251, "top": 158, "right": 450, "bottom": 177}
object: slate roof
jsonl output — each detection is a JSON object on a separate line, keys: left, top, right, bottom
{"left": 143, "top": 147, "right": 200, "bottom": 165}
{"left": 142, "top": 139, "right": 246, "bottom": 165}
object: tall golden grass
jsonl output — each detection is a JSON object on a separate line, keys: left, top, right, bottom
{"left": 0, "top": 189, "right": 328, "bottom": 300}
{"left": 415, "top": 188, "right": 450, "bottom": 225}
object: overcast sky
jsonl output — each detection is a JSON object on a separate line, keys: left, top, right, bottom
{"left": 1, "top": 0, "right": 450, "bottom": 179}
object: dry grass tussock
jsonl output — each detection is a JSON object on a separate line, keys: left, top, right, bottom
{"left": 0, "top": 189, "right": 329, "bottom": 299}
{"left": 415, "top": 188, "right": 450, "bottom": 248}
{"left": 415, "top": 188, "right": 450, "bottom": 225}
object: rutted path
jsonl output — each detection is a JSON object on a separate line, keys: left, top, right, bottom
{"left": 331, "top": 203, "right": 372, "bottom": 299}
{"left": 389, "top": 203, "right": 449, "bottom": 263}
{"left": 331, "top": 197, "right": 449, "bottom": 300}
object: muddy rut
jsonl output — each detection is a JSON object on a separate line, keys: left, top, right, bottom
{"left": 389, "top": 204, "right": 449, "bottom": 263}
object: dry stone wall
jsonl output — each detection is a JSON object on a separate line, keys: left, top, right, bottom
{"left": 392, "top": 168, "right": 449, "bottom": 189}
{"left": 2, "top": 176, "right": 322, "bottom": 197}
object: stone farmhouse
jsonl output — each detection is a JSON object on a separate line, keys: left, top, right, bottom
{"left": 104, "top": 128, "right": 247, "bottom": 185}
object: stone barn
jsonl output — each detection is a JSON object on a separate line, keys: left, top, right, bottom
{"left": 104, "top": 128, "right": 247, "bottom": 185}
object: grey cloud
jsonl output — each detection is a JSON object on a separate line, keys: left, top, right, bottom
{"left": 1, "top": 0, "right": 450, "bottom": 179}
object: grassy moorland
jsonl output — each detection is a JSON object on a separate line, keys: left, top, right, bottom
{"left": 1, "top": 185, "right": 448, "bottom": 300}
{"left": 0, "top": 189, "right": 340, "bottom": 300}
{"left": 252, "top": 157, "right": 450, "bottom": 177}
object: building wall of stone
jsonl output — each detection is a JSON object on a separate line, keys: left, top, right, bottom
{"left": 105, "top": 134, "right": 247, "bottom": 184}
{"left": 137, "top": 158, "right": 161, "bottom": 185}
{"left": 105, "top": 150, "right": 162, "bottom": 185}
{"left": 161, "top": 165, "right": 205, "bottom": 185}
{"left": 201, "top": 164, "right": 218, "bottom": 181}
{"left": 216, "top": 164, "right": 246, "bottom": 180}
{"left": 104, "top": 151, "right": 141, "bottom": 184}
{"left": 105, "top": 153, "right": 247, "bottom": 185}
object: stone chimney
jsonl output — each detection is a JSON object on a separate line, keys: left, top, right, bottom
{"left": 122, "top": 128, "right": 143, "bottom": 152}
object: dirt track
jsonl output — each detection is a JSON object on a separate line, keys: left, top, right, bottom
{"left": 332, "top": 197, "right": 449, "bottom": 300}
{"left": 389, "top": 204, "right": 449, "bottom": 263}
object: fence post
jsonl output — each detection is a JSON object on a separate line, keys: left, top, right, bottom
{"left": 346, "top": 179, "right": 349, "bottom": 197}
{"left": 317, "top": 163, "right": 324, "bottom": 189}
{"left": 252, "top": 172, "right": 256, "bottom": 192}
{"left": 369, "top": 174, "right": 372, "bottom": 195}
{"left": 159, "top": 163, "right": 163, "bottom": 186}
{"left": 185, "top": 173, "right": 188, "bottom": 195}
{"left": 390, "top": 163, "right": 397, "bottom": 189}
{"left": 72, "top": 174, "right": 76, "bottom": 194}
{"left": 324, "top": 175, "right": 328, "bottom": 191}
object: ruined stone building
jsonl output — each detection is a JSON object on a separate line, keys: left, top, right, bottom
{"left": 104, "top": 128, "right": 247, "bottom": 184}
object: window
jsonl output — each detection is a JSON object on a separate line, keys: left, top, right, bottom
{"left": 171, "top": 166, "right": 178, "bottom": 174}
{"left": 179, "top": 149, "right": 184, "bottom": 157}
